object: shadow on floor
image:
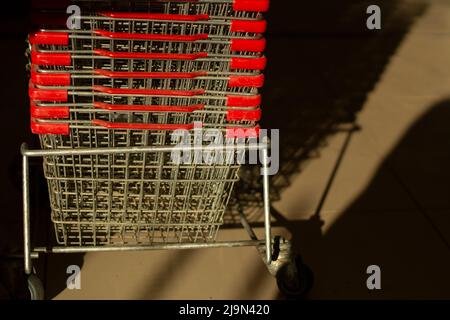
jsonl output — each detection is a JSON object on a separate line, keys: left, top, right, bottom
{"left": 130, "top": 0, "right": 432, "bottom": 299}
{"left": 276, "top": 98, "right": 450, "bottom": 299}
{"left": 233, "top": 0, "right": 429, "bottom": 217}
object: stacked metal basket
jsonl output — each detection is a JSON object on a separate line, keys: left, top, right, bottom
{"left": 27, "top": 0, "right": 268, "bottom": 246}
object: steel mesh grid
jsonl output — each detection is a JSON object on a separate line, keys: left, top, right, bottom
{"left": 79, "top": 17, "right": 261, "bottom": 37}
{"left": 34, "top": 92, "right": 252, "bottom": 111}
{"left": 39, "top": 126, "right": 257, "bottom": 149}
{"left": 37, "top": 36, "right": 262, "bottom": 57}
{"left": 34, "top": 46, "right": 259, "bottom": 74}
{"left": 34, "top": 106, "right": 258, "bottom": 127}
{"left": 29, "top": 0, "right": 265, "bottom": 247}
{"left": 70, "top": 1, "right": 261, "bottom": 19}
{"left": 53, "top": 222, "right": 222, "bottom": 245}
{"left": 42, "top": 149, "right": 239, "bottom": 246}
{"left": 33, "top": 71, "right": 259, "bottom": 94}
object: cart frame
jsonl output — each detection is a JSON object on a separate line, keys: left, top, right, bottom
{"left": 21, "top": 141, "right": 308, "bottom": 299}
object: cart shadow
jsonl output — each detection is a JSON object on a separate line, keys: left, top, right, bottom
{"left": 273, "top": 98, "right": 450, "bottom": 299}
{"left": 233, "top": 0, "right": 429, "bottom": 214}
{"left": 226, "top": 0, "right": 429, "bottom": 299}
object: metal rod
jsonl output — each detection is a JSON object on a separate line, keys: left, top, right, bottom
{"left": 22, "top": 153, "right": 32, "bottom": 275}
{"left": 262, "top": 145, "right": 272, "bottom": 264}
{"left": 0, "top": 252, "right": 39, "bottom": 259}
{"left": 33, "top": 240, "right": 264, "bottom": 253}
{"left": 21, "top": 142, "right": 267, "bottom": 157}
{"left": 239, "top": 208, "right": 258, "bottom": 241}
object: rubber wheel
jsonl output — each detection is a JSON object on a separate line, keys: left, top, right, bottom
{"left": 27, "top": 274, "right": 44, "bottom": 300}
{"left": 276, "top": 256, "right": 314, "bottom": 299}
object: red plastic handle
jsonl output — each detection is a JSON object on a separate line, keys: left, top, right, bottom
{"left": 227, "top": 109, "right": 261, "bottom": 121}
{"left": 29, "top": 87, "right": 68, "bottom": 102}
{"left": 94, "top": 69, "right": 208, "bottom": 79}
{"left": 31, "top": 70, "right": 71, "bottom": 86}
{"left": 31, "top": 51, "right": 72, "bottom": 66}
{"left": 230, "top": 20, "right": 267, "bottom": 33}
{"left": 230, "top": 56, "right": 266, "bottom": 70}
{"left": 230, "top": 38, "right": 266, "bottom": 52}
{"left": 31, "top": 120, "right": 70, "bottom": 135}
{"left": 228, "top": 74, "right": 264, "bottom": 88}
{"left": 30, "top": 102, "right": 70, "bottom": 119}
{"left": 226, "top": 126, "right": 260, "bottom": 138}
{"left": 226, "top": 95, "right": 261, "bottom": 107}
{"left": 29, "top": 31, "right": 69, "bottom": 45}
{"left": 233, "top": 0, "right": 270, "bottom": 12}
{"left": 93, "top": 86, "right": 205, "bottom": 97}
{"left": 94, "top": 30, "right": 209, "bottom": 42}
{"left": 98, "top": 12, "right": 210, "bottom": 21}
{"left": 92, "top": 119, "right": 195, "bottom": 131}
{"left": 94, "top": 49, "right": 208, "bottom": 60}
{"left": 93, "top": 101, "right": 205, "bottom": 112}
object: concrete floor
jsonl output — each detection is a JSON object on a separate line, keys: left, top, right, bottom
{"left": 31, "top": 0, "right": 450, "bottom": 299}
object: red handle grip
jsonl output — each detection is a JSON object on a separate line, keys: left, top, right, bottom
{"left": 31, "top": 70, "right": 71, "bottom": 86}
{"left": 31, "top": 51, "right": 72, "bottom": 66}
{"left": 226, "top": 95, "right": 261, "bottom": 107}
{"left": 228, "top": 74, "right": 264, "bottom": 88}
{"left": 93, "top": 86, "right": 205, "bottom": 97}
{"left": 31, "top": 120, "right": 70, "bottom": 135}
{"left": 98, "top": 12, "right": 210, "bottom": 22}
{"left": 233, "top": 0, "right": 269, "bottom": 12}
{"left": 94, "top": 49, "right": 208, "bottom": 60}
{"left": 93, "top": 101, "right": 205, "bottom": 112}
{"left": 94, "top": 69, "right": 208, "bottom": 79}
{"left": 230, "top": 20, "right": 267, "bottom": 33}
{"left": 230, "top": 38, "right": 266, "bottom": 52}
{"left": 94, "top": 30, "right": 209, "bottom": 42}
{"left": 230, "top": 56, "right": 266, "bottom": 70}
{"left": 29, "top": 31, "right": 69, "bottom": 45}
{"left": 29, "top": 86, "right": 68, "bottom": 102}
{"left": 92, "top": 119, "right": 195, "bottom": 131}
{"left": 227, "top": 109, "right": 261, "bottom": 121}
{"left": 30, "top": 102, "right": 70, "bottom": 119}
{"left": 226, "top": 126, "right": 260, "bottom": 138}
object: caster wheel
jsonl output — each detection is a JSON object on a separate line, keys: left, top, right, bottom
{"left": 276, "top": 256, "right": 314, "bottom": 299}
{"left": 27, "top": 274, "right": 44, "bottom": 300}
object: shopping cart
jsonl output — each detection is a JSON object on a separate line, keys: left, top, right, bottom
{"left": 22, "top": 0, "right": 311, "bottom": 300}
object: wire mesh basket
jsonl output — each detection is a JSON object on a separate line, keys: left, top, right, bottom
{"left": 27, "top": 0, "right": 267, "bottom": 246}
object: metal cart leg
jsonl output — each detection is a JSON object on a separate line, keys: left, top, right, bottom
{"left": 22, "top": 144, "right": 44, "bottom": 300}
{"left": 262, "top": 145, "right": 272, "bottom": 264}
{"left": 22, "top": 151, "right": 31, "bottom": 276}
{"left": 238, "top": 143, "right": 313, "bottom": 298}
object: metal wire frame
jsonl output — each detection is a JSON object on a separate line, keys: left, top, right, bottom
{"left": 44, "top": 152, "right": 239, "bottom": 246}
{"left": 32, "top": 102, "right": 260, "bottom": 127}
{"left": 68, "top": 0, "right": 264, "bottom": 20}
{"left": 34, "top": 30, "right": 263, "bottom": 57}
{"left": 30, "top": 90, "right": 259, "bottom": 113}
{"left": 21, "top": 142, "right": 273, "bottom": 276}
{"left": 62, "top": 14, "right": 264, "bottom": 38}
{"left": 31, "top": 49, "right": 264, "bottom": 74}
{"left": 31, "top": 68, "right": 261, "bottom": 94}
{"left": 37, "top": 124, "right": 259, "bottom": 148}
{"left": 35, "top": 125, "right": 257, "bottom": 246}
